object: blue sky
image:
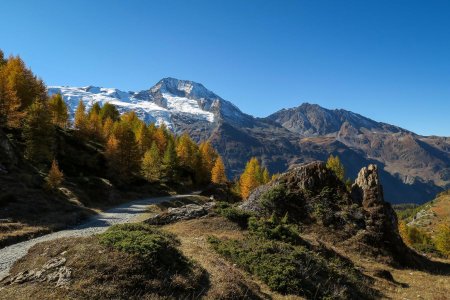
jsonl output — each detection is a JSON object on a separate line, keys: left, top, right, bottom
{"left": 1, "top": 0, "right": 449, "bottom": 136}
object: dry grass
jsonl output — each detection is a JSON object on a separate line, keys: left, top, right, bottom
{"left": 1, "top": 231, "right": 207, "bottom": 300}
{"left": 164, "top": 216, "right": 304, "bottom": 299}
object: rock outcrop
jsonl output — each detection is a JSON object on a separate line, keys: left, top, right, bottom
{"left": 146, "top": 202, "right": 215, "bottom": 225}
{"left": 1, "top": 255, "right": 72, "bottom": 288}
{"left": 241, "top": 161, "right": 423, "bottom": 266}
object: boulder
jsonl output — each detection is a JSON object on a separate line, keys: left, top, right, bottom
{"left": 146, "top": 202, "right": 215, "bottom": 225}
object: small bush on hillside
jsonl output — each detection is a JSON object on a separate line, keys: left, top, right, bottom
{"left": 99, "top": 223, "right": 187, "bottom": 268}
{"left": 435, "top": 224, "right": 450, "bottom": 257}
{"left": 248, "top": 214, "right": 303, "bottom": 245}
{"left": 215, "top": 202, "right": 254, "bottom": 228}
{"left": 208, "top": 234, "right": 375, "bottom": 299}
{"left": 398, "top": 221, "right": 437, "bottom": 254}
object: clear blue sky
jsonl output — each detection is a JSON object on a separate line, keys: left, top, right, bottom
{"left": 1, "top": 0, "right": 449, "bottom": 136}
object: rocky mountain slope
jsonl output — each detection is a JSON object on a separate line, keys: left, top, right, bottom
{"left": 50, "top": 78, "right": 450, "bottom": 204}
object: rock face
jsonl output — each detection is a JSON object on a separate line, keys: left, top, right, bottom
{"left": 241, "top": 161, "right": 421, "bottom": 266}
{"left": 51, "top": 78, "right": 450, "bottom": 204}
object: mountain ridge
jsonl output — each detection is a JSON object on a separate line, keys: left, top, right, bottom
{"left": 49, "top": 77, "right": 450, "bottom": 204}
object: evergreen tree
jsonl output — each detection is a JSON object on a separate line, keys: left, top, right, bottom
{"left": 211, "top": 156, "right": 227, "bottom": 184}
{"left": 326, "top": 155, "right": 345, "bottom": 182}
{"left": 162, "top": 139, "right": 177, "bottom": 181}
{"left": 23, "top": 101, "right": 55, "bottom": 163}
{"left": 141, "top": 142, "right": 161, "bottom": 182}
{"left": 89, "top": 102, "right": 101, "bottom": 116}
{"left": 99, "top": 102, "right": 120, "bottom": 121}
{"left": 46, "top": 159, "right": 64, "bottom": 189}
{"left": 48, "top": 93, "right": 69, "bottom": 128}
{"left": 74, "top": 100, "right": 87, "bottom": 133}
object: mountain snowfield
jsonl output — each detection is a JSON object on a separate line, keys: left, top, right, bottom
{"left": 48, "top": 78, "right": 232, "bottom": 130}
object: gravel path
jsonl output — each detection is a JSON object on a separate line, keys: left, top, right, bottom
{"left": 0, "top": 194, "right": 193, "bottom": 280}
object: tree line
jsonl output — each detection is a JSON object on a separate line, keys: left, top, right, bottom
{"left": 0, "top": 50, "right": 227, "bottom": 187}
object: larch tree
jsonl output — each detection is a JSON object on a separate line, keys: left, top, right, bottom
{"left": 0, "top": 67, "right": 22, "bottom": 127}
{"left": 74, "top": 100, "right": 87, "bottom": 133}
{"left": 239, "top": 157, "right": 266, "bottom": 199}
{"left": 106, "top": 122, "right": 140, "bottom": 179}
{"left": 46, "top": 159, "right": 64, "bottom": 190}
{"left": 199, "top": 141, "right": 218, "bottom": 182}
{"left": 22, "top": 101, "right": 55, "bottom": 163}
{"left": 48, "top": 93, "right": 69, "bottom": 128}
{"left": 326, "top": 155, "right": 345, "bottom": 182}
{"left": 141, "top": 142, "right": 161, "bottom": 182}
{"left": 262, "top": 167, "right": 270, "bottom": 184}
{"left": 153, "top": 125, "right": 168, "bottom": 153}
{"left": 136, "top": 122, "right": 153, "bottom": 154}
{"left": 211, "top": 156, "right": 227, "bottom": 184}
{"left": 102, "top": 117, "right": 114, "bottom": 140}
{"left": 1, "top": 55, "right": 46, "bottom": 109}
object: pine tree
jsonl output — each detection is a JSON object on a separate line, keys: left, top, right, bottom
{"left": 48, "top": 93, "right": 69, "bottom": 128}
{"left": 211, "top": 156, "right": 227, "bottom": 184}
{"left": 89, "top": 102, "right": 101, "bottom": 117}
{"left": 23, "top": 101, "right": 55, "bottom": 163}
{"left": 326, "top": 155, "right": 345, "bottom": 181}
{"left": 141, "top": 142, "right": 161, "bottom": 182}
{"left": 99, "top": 102, "right": 120, "bottom": 121}
{"left": 239, "top": 157, "right": 264, "bottom": 199}
{"left": 74, "top": 100, "right": 87, "bottom": 133}
{"left": 46, "top": 159, "right": 64, "bottom": 189}
{"left": 162, "top": 139, "right": 177, "bottom": 181}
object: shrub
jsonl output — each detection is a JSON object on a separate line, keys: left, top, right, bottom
{"left": 215, "top": 203, "right": 253, "bottom": 228}
{"left": 99, "top": 223, "right": 187, "bottom": 268}
{"left": 208, "top": 235, "right": 373, "bottom": 299}
{"left": 434, "top": 223, "right": 450, "bottom": 257}
{"left": 248, "top": 214, "right": 303, "bottom": 245}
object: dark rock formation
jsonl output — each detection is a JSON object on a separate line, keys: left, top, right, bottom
{"left": 240, "top": 161, "right": 429, "bottom": 267}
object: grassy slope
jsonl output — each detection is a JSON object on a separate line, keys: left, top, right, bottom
{"left": 397, "top": 190, "right": 450, "bottom": 236}
{"left": 0, "top": 128, "right": 170, "bottom": 248}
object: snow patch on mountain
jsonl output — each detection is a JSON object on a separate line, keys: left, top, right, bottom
{"left": 48, "top": 84, "right": 216, "bottom": 129}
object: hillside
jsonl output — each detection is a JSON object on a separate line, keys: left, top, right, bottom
{"left": 397, "top": 190, "right": 450, "bottom": 237}
{"left": 52, "top": 79, "right": 450, "bottom": 204}
{"left": 2, "top": 163, "right": 449, "bottom": 299}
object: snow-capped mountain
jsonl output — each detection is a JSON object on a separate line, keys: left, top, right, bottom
{"left": 48, "top": 77, "right": 450, "bottom": 204}
{"left": 48, "top": 78, "right": 248, "bottom": 132}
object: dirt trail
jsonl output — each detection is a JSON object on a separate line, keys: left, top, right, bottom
{"left": 0, "top": 194, "right": 191, "bottom": 280}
